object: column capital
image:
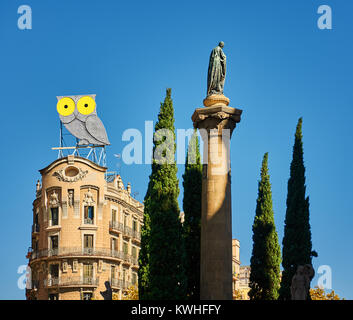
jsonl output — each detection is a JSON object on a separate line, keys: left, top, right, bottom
{"left": 192, "top": 105, "right": 242, "bottom": 135}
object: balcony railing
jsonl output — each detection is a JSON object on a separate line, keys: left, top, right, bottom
{"left": 110, "top": 278, "right": 132, "bottom": 289}
{"left": 47, "top": 248, "right": 59, "bottom": 256}
{"left": 44, "top": 277, "right": 59, "bottom": 287}
{"left": 110, "top": 221, "right": 141, "bottom": 241}
{"left": 83, "top": 247, "right": 94, "bottom": 255}
{"left": 132, "top": 230, "right": 141, "bottom": 241}
{"left": 109, "top": 221, "right": 124, "bottom": 233}
{"left": 84, "top": 218, "right": 94, "bottom": 225}
{"left": 30, "top": 221, "right": 141, "bottom": 240}
{"left": 131, "top": 256, "right": 138, "bottom": 266}
{"left": 124, "top": 226, "right": 133, "bottom": 237}
{"left": 32, "top": 224, "right": 40, "bottom": 233}
{"left": 44, "top": 276, "right": 99, "bottom": 287}
{"left": 30, "top": 247, "right": 136, "bottom": 264}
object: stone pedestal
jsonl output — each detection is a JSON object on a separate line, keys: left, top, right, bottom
{"left": 192, "top": 94, "right": 242, "bottom": 300}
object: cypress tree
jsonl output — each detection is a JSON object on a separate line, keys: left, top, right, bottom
{"left": 279, "top": 118, "right": 317, "bottom": 300}
{"left": 138, "top": 88, "right": 187, "bottom": 300}
{"left": 249, "top": 153, "right": 281, "bottom": 300}
{"left": 182, "top": 130, "right": 202, "bottom": 300}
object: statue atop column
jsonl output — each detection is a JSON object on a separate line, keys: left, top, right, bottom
{"left": 204, "top": 42, "right": 229, "bottom": 107}
{"left": 192, "top": 41, "right": 243, "bottom": 299}
{"left": 207, "top": 41, "right": 226, "bottom": 96}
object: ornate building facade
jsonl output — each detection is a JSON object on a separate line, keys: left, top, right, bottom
{"left": 26, "top": 155, "right": 143, "bottom": 300}
{"left": 232, "top": 239, "right": 251, "bottom": 300}
{"left": 237, "top": 266, "right": 251, "bottom": 300}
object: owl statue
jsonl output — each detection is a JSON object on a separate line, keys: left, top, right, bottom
{"left": 56, "top": 94, "right": 110, "bottom": 146}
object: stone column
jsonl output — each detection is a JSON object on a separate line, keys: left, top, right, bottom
{"left": 192, "top": 94, "right": 242, "bottom": 300}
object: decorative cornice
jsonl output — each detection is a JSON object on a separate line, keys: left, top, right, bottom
{"left": 53, "top": 167, "right": 88, "bottom": 182}
{"left": 40, "top": 156, "right": 107, "bottom": 175}
{"left": 192, "top": 107, "right": 242, "bottom": 125}
{"left": 104, "top": 193, "right": 144, "bottom": 216}
{"left": 192, "top": 105, "right": 242, "bottom": 134}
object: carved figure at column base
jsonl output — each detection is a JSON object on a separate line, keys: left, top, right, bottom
{"left": 290, "top": 264, "right": 315, "bottom": 300}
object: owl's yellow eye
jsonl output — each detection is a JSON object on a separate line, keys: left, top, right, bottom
{"left": 57, "top": 97, "right": 75, "bottom": 116}
{"left": 77, "top": 96, "right": 96, "bottom": 115}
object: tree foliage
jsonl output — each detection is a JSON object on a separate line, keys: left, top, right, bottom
{"left": 249, "top": 153, "right": 281, "bottom": 300}
{"left": 122, "top": 285, "right": 139, "bottom": 300}
{"left": 233, "top": 289, "right": 243, "bottom": 300}
{"left": 279, "top": 118, "right": 317, "bottom": 300}
{"left": 310, "top": 287, "right": 343, "bottom": 300}
{"left": 138, "top": 88, "right": 187, "bottom": 300}
{"left": 182, "top": 130, "right": 202, "bottom": 299}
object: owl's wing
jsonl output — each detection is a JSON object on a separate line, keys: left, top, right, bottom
{"left": 86, "top": 115, "right": 110, "bottom": 145}
{"left": 64, "top": 119, "right": 89, "bottom": 140}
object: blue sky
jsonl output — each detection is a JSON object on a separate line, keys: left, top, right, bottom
{"left": 0, "top": 0, "right": 352, "bottom": 299}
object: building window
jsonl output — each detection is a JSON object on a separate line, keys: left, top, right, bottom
{"left": 132, "top": 273, "right": 137, "bottom": 285}
{"left": 50, "top": 264, "right": 59, "bottom": 277}
{"left": 132, "top": 220, "right": 137, "bottom": 232}
{"left": 132, "top": 246, "right": 137, "bottom": 258}
{"left": 50, "top": 235, "right": 58, "bottom": 255}
{"left": 111, "top": 265, "right": 116, "bottom": 280}
{"left": 112, "top": 209, "right": 117, "bottom": 222}
{"left": 50, "top": 207, "right": 59, "bottom": 226}
{"left": 49, "top": 264, "right": 59, "bottom": 286}
{"left": 123, "top": 242, "right": 128, "bottom": 255}
{"left": 83, "top": 264, "right": 93, "bottom": 284}
{"left": 84, "top": 206, "right": 94, "bottom": 224}
{"left": 111, "top": 238, "right": 118, "bottom": 253}
{"left": 84, "top": 235, "right": 93, "bottom": 253}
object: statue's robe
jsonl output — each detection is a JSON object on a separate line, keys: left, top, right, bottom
{"left": 100, "top": 281, "right": 112, "bottom": 300}
{"left": 207, "top": 46, "right": 226, "bottom": 96}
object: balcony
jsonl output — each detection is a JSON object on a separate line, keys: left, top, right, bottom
{"left": 30, "top": 247, "right": 133, "bottom": 263}
{"left": 32, "top": 224, "right": 40, "bottom": 234}
{"left": 111, "top": 249, "right": 125, "bottom": 260}
{"left": 110, "top": 278, "right": 132, "bottom": 290}
{"left": 44, "top": 277, "right": 59, "bottom": 287}
{"left": 132, "top": 230, "right": 141, "bottom": 242}
{"left": 109, "top": 221, "right": 124, "bottom": 233}
{"left": 123, "top": 226, "right": 133, "bottom": 238}
{"left": 110, "top": 222, "right": 141, "bottom": 241}
{"left": 131, "top": 256, "right": 138, "bottom": 267}
{"left": 48, "top": 248, "right": 59, "bottom": 257}
{"left": 44, "top": 276, "right": 99, "bottom": 288}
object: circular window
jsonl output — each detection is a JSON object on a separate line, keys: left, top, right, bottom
{"left": 65, "top": 166, "right": 79, "bottom": 177}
